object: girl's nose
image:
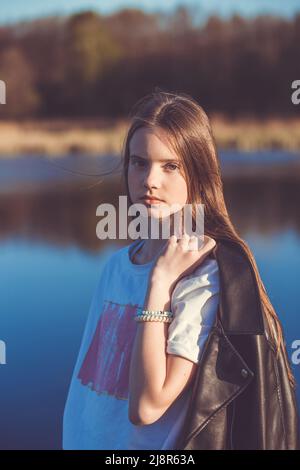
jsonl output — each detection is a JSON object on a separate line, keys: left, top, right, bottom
{"left": 143, "top": 166, "right": 161, "bottom": 188}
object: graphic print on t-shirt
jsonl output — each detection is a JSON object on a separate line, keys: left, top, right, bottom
{"left": 77, "top": 300, "right": 139, "bottom": 400}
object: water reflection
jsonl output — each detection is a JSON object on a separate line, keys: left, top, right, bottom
{"left": 0, "top": 176, "right": 299, "bottom": 250}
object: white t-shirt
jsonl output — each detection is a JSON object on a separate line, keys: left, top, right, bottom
{"left": 62, "top": 239, "right": 220, "bottom": 450}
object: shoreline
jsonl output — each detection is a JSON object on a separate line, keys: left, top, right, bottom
{"left": 0, "top": 116, "right": 300, "bottom": 157}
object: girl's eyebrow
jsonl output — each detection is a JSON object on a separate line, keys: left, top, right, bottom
{"left": 129, "top": 154, "right": 179, "bottom": 163}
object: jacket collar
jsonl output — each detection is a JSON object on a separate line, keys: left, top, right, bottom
{"left": 212, "top": 238, "right": 265, "bottom": 335}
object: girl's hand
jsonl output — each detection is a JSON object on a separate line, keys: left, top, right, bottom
{"left": 151, "top": 234, "right": 216, "bottom": 292}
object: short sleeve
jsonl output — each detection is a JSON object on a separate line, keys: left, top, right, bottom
{"left": 166, "top": 256, "right": 220, "bottom": 364}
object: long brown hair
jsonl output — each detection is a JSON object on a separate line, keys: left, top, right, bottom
{"left": 121, "top": 88, "right": 296, "bottom": 389}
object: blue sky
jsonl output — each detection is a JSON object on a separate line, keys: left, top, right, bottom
{"left": 0, "top": 0, "right": 300, "bottom": 25}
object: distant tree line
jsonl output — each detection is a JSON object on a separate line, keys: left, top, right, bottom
{"left": 0, "top": 7, "right": 299, "bottom": 119}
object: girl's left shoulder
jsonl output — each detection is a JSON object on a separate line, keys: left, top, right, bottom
{"left": 192, "top": 253, "right": 219, "bottom": 278}
{"left": 172, "top": 254, "right": 220, "bottom": 301}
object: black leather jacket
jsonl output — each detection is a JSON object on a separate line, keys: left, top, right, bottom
{"left": 177, "top": 238, "right": 299, "bottom": 450}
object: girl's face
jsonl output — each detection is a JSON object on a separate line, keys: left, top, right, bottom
{"left": 127, "top": 126, "right": 188, "bottom": 221}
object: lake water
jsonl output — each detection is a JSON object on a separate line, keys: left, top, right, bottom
{"left": 0, "top": 151, "right": 300, "bottom": 449}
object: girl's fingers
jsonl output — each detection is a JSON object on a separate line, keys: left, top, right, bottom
{"left": 188, "top": 235, "right": 199, "bottom": 251}
{"left": 178, "top": 232, "right": 190, "bottom": 250}
{"left": 204, "top": 235, "right": 216, "bottom": 250}
{"left": 168, "top": 234, "right": 216, "bottom": 253}
{"left": 187, "top": 235, "right": 216, "bottom": 253}
{"left": 169, "top": 234, "right": 178, "bottom": 246}
{"left": 201, "top": 236, "right": 216, "bottom": 255}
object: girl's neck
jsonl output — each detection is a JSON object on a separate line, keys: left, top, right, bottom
{"left": 132, "top": 213, "right": 182, "bottom": 264}
{"left": 132, "top": 238, "right": 168, "bottom": 265}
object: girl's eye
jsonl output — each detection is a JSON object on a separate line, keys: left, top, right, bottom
{"left": 131, "top": 159, "right": 179, "bottom": 171}
{"left": 165, "top": 163, "right": 180, "bottom": 171}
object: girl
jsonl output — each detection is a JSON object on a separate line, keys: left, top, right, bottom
{"left": 63, "top": 90, "right": 298, "bottom": 450}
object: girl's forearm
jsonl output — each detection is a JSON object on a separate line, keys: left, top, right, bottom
{"left": 128, "top": 277, "right": 172, "bottom": 423}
